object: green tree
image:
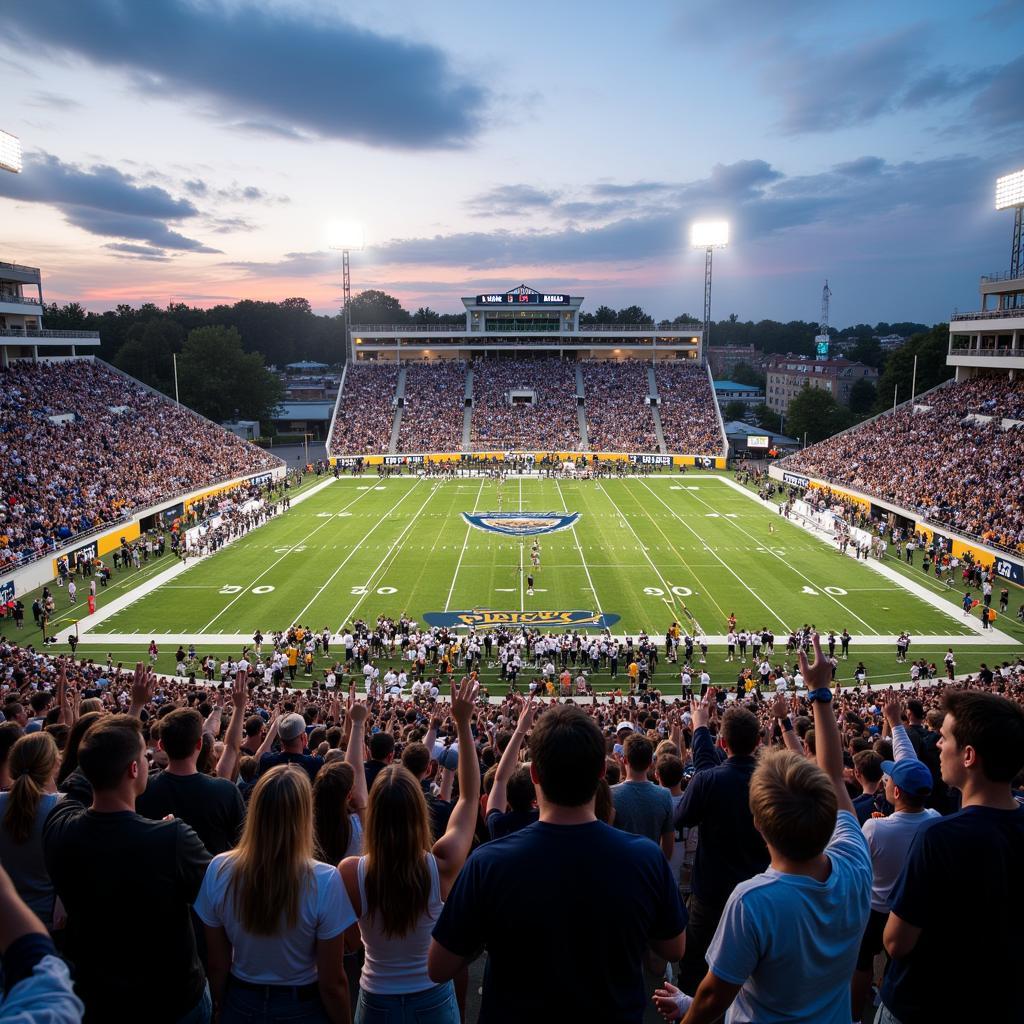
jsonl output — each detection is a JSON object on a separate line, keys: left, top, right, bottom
{"left": 848, "top": 337, "right": 883, "bottom": 369}
{"left": 175, "top": 325, "right": 284, "bottom": 428}
{"left": 113, "top": 318, "right": 184, "bottom": 393}
{"left": 729, "top": 361, "right": 765, "bottom": 388}
{"left": 848, "top": 377, "right": 878, "bottom": 417}
{"left": 754, "top": 404, "right": 782, "bottom": 432}
{"left": 874, "top": 324, "right": 952, "bottom": 413}
{"left": 671, "top": 312, "right": 701, "bottom": 326}
{"left": 616, "top": 305, "right": 654, "bottom": 324}
{"left": 413, "top": 306, "right": 441, "bottom": 324}
{"left": 785, "top": 385, "right": 852, "bottom": 444}
{"left": 723, "top": 400, "right": 748, "bottom": 421}
{"left": 344, "top": 290, "right": 410, "bottom": 325}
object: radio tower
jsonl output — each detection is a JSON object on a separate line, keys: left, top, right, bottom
{"left": 815, "top": 280, "right": 831, "bottom": 359}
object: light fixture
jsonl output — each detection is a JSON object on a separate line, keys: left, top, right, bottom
{"left": 325, "top": 220, "right": 365, "bottom": 251}
{"left": 995, "top": 170, "right": 1024, "bottom": 211}
{"left": 690, "top": 221, "right": 729, "bottom": 249}
{"left": 0, "top": 130, "right": 22, "bottom": 174}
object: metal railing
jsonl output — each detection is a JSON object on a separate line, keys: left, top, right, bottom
{"left": 950, "top": 307, "right": 1024, "bottom": 321}
{"left": 0, "top": 261, "right": 40, "bottom": 275}
{"left": 352, "top": 324, "right": 467, "bottom": 333}
{"left": 948, "top": 346, "right": 1023, "bottom": 357}
{"left": 0, "top": 328, "right": 100, "bottom": 338}
{"left": 0, "top": 293, "right": 41, "bottom": 306}
{"left": 980, "top": 270, "right": 1024, "bottom": 284}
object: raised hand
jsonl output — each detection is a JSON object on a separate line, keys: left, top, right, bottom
{"left": 129, "top": 662, "right": 156, "bottom": 715}
{"left": 690, "top": 696, "right": 709, "bottom": 730}
{"left": 451, "top": 675, "right": 480, "bottom": 724}
{"left": 652, "top": 983, "right": 692, "bottom": 1021}
{"left": 231, "top": 669, "right": 248, "bottom": 711}
{"left": 797, "top": 632, "right": 832, "bottom": 691}
{"left": 882, "top": 698, "right": 902, "bottom": 729}
{"left": 514, "top": 693, "right": 538, "bottom": 734}
{"left": 771, "top": 691, "right": 789, "bottom": 719}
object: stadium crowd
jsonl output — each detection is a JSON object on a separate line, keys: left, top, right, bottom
{"left": 784, "top": 375, "right": 1024, "bottom": 551}
{"left": 0, "top": 620, "right": 1021, "bottom": 1024}
{"left": 469, "top": 359, "right": 579, "bottom": 451}
{"left": 396, "top": 362, "right": 466, "bottom": 454}
{"left": 583, "top": 361, "right": 659, "bottom": 452}
{"left": 0, "top": 360, "right": 281, "bottom": 570}
{"left": 329, "top": 364, "right": 400, "bottom": 456}
{"left": 655, "top": 363, "right": 724, "bottom": 456}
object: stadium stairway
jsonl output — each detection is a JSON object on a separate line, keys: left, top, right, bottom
{"left": 575, "top": 364, "right": 590, "bottom": 450}
{"left": 388, "top": 365, "right": 406, "bottom": 454}
{"left": 647, "top": 365, "right": 668, "bottom": 454}
{"left": 462, "top": 366, "right": 473, "bottom": 450}
{"left": 707, "top": 362, "right": 729, "bottom": 457}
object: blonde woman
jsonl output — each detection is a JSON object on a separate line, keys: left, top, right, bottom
{"left": 195, "top": 765, "right": 354, "bottom": 1023}
{"left": 0, "top": 732, "right": 63, "bottom": 930}
{"left": 340, "top": 676, "right": 480, "bottom": 1024}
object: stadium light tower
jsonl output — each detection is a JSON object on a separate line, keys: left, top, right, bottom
{"left": 0, "top": 130, "right": 23, "bottom": 174}
{"left": 690, "top": 220, "right": 729, "bottom": 356}
{"left": 995, "top": 169, "right": 1024, "bottom": 279}
{"left": 327, "top": 221, "right": 365, "bottom": 364}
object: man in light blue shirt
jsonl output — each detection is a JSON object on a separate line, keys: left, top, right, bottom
{"left": 654, "top": 633, "right": 871, "bottom": 1023}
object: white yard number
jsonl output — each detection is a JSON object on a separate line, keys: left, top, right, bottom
{"left": 251, "top": 586, "right": 274, "bottom": 594}
{"left": 802, "top": 586, "right": 818, "bottom": 595}
{"left": 376, "top": 586, "right": 397, "bottom": 595}
{"left": 823, "top": 586, "right": 847, "bottom": 596}
{"left": 219, "top": 585, "right": 242, "bottom": 594}
{"left": 350, "top": 586, "right": 367, "bottom": 595}
{"left": 671, "top": 586, "right": 693, "bottom": 597}
{"left": 644, "top": 587, "right": 665, "bottom": 597}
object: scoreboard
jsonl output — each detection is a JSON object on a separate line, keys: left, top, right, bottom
{"left": 476, "top": 293, "right": 570, "bottom": 305}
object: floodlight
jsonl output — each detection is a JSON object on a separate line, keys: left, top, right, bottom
{"left": 326, "top": 220, "right": 365, "bottom": 251}
{"left": 690, "top": 221, "right": 729, "bottom": 248}
{"left": 995, "top": 170, "right": 1024, "bottom": 211}
{"left": 0, "top": 130, "right": 22, "bottom": 174}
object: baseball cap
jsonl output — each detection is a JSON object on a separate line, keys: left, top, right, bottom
{"left": 880, "top": 759, "right": 933, "bottom": 795}
{"left": 616, "top": 721, "right": 634, "bottom": 733}
{"left": 278, "top": 713, "right": 307, "bottom": 742}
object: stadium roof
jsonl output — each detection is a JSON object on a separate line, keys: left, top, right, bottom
{"left": 723, "top": 420, "right": 799, "bottom": 445}
{"left": 714, "top": 380, "right": 763, "bottom": 392}
{"left": 273, "top": 401, "right": 335, "bottom": 421}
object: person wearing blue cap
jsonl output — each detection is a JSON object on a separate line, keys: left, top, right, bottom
{"left": 851, "top": 699, "right": 939, "bottom": 1024}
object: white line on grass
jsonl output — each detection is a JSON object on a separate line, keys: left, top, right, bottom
{"left": 445, "top": 477, "right": 486, "bottom": 612}
{"left": 519, "top": 476, "right": 525, "bottom": 611}
{"left": 555, "top": 477, "right": 604, "bottom": 618}
{"left": 336, "top": 484, "right": 440, "bottom": 630}
{"left": 292, "top": 479, "right": 428, "bottom": 625}
{"left": 653, "top": 479, "right": 878, "bottom": 635}
{"left": 201, "top": 481, "right": 378, "bottom": 631}
{"left": 631, "top": 479, "right": 792, "bottom": 633}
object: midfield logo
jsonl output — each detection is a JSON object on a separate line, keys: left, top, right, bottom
{"left": 423, "top": 610, "right": 621, "bottom": 629}
{"left": 462, "top": 511, "right": 579, "bottom": 537}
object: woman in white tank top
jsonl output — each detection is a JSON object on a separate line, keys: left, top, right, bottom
{"left": 340, "top": 677, "right": 481, "bottom": 1024}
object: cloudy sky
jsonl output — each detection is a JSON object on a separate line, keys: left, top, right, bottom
{"left": 1, "top": 0, "right": 1022, "bottom": 324}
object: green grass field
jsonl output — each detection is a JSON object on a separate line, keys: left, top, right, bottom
{"left": 12, "top": 472, "right": 1021, "bottom": 691}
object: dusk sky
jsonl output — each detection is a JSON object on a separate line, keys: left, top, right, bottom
{"left": 2, "top": 0, "right": 1023, "bottom": 325}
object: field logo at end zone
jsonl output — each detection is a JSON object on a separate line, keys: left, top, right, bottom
{"left": 423, "top": 609, "right": 620, "bottom": 629}
{"left": 462, "top": 511, "right": 579, "bottom": 537}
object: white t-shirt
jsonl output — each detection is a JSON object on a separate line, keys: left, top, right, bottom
{"left": 706, "top": 810, "right": 871, "bottom": 1024}
{"left": 862, "top": 808, "right": 939, "bottom": 913}
{"left": 194, "top": 856, "right": 355, "bottom": 985}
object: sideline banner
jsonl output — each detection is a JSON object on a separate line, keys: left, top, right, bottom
{"left": 423, "top": 609, "right": 621, "bottom": 629}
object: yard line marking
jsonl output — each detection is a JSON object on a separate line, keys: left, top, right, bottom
{"left": 633, "top": 479, "right": 792, "bottom": 633}
{"left": 445, "top": 476, "right": 486, "bottom": 612}
{"left": 519, "top": 476, "right": 525, "bottom": 611}
{"left": 293, "top": 479, "right": 428, "bottom": 625}
{"left": 659, "top": 480, "right": 878, "bottom": 635}
{"left": 201, "top": 481, "right": 374, "bottom": 631}
{"left": 336, "top": 483, "right": 440, "bottom": 630}
{"left": 596, "top": 482, "right": 678, "bottom": 613}
{"left": 555, "top": 477, "right": 604, "bottom": 618}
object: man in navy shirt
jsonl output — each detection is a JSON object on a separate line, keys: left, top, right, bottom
{"left": 257, "top": 712, "right": 323, "bottom": 782}
{"left": 879, "top": 690, "right": 1024, "bottom": 1023}
{"left": 428, "top": 704, "right": 686, "bottom": 1023}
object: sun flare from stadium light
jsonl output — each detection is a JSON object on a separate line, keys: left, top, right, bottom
{"left": 995, "top": 170, "right": 1024, "bottom": 211}
{"left": 690, "top": 221, "right": 729, "bottom": 248}
{"left": 326, "top": 220, "right": 365, "bottom": 250}
{"left": 0, "top": 130, "right": 23, "bottom": 174}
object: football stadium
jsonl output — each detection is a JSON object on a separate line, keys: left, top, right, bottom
{"left": 0, "top": 7, "right": 1022, "bottom": 1024}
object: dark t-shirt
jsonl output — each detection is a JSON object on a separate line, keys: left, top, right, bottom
{"left": 432, "top": 819, "right": 687, "bottom": 1023}
{"left": 364, "top": 758, "right": 389, "bottom": 792}
{"left": 136, "top": 770, "right": 246, "bottom": 855}
{"left": 485, "top": 807, "right": 539, "bottom": 840}
{"left": 257, "top": 750, "right": 323, "bottom": 783}
{"left": 43, "top": 803, "right": 211, "bottom": 1022}
{"left": 881, "top": 804, "right": 1024, "bottom": 1020}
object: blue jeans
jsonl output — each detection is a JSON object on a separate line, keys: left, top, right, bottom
{"left": 355, "top": 982, "right": 458, "bottom": 1024}
{"left": 222, "top": 981, "right": 329, "bottom": 1024}
{"left": 177, "top": 983, "right": 213, "bottom": 1024}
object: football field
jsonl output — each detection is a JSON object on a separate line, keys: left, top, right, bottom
{"left": 29, "top": 471, "right": 1017, "bottom": 690}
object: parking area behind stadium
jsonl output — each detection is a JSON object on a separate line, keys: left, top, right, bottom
{"left": 16, "top": 470, "right": 1021, "bottom": 691}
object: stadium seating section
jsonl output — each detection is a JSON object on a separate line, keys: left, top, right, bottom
{"left": 582, "top": 361, "right": 658, "bottom": 452}
{"left": 396, "top": 361, "right": 465, "bottom": 454}
{"left": 330, "top": 362, "right": 400, "bottom": 455}
{"left": 784, "top": 375, "right": 1024, "bottom": 551}
{"left": 655, "top": 362, "right": 724, "bottom": 456}
{"left": 0, "top": 359, "right": 281, "bottom": 570}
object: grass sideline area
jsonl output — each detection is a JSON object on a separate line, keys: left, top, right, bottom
{"left": 5, "top": 469, "right": 1019, "bottom": 693}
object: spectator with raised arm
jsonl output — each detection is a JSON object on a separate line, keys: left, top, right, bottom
{"left": 485, "top": 694, "right": 538, "bottom": 839}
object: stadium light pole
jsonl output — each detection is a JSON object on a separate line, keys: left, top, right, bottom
{"left": 0, "top": 130, "right": 22, "bottom": 174}
{"left": 995, "top": 169, "right": 1024, "bottom": 279}
{"left": 690, "top": 221, "right": 729, "bottom": 360}
{"left": 327, "top": 222, "right": 365, "bottom": 365}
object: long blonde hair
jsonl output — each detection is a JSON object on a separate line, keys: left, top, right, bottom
{"left": 363, "top": 764, "right": 432, "bottom": 938}
{"left": 3, "top": 732, "right": 59, "bottom": 843}
{"left": 227, "top": 765, "right": 314, "bottom": 935}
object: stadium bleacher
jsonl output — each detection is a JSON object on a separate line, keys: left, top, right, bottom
{"left": 655, "top": 361, "right": 724, "bottom": 456}
{"left": 582, "top": 361, "right": 658, "bottom": 452}
{"left": 0, "top": 359, "right": 281, "bottom": 570}
{"left": 397, "top": 361, "right": 466, "bottom": 454}
{"left": 328, "top": 362, "right": 399, "bottom": 456}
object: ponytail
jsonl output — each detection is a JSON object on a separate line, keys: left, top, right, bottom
{"left": 3, "top": 733, "right": 59, "bottom": 844}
